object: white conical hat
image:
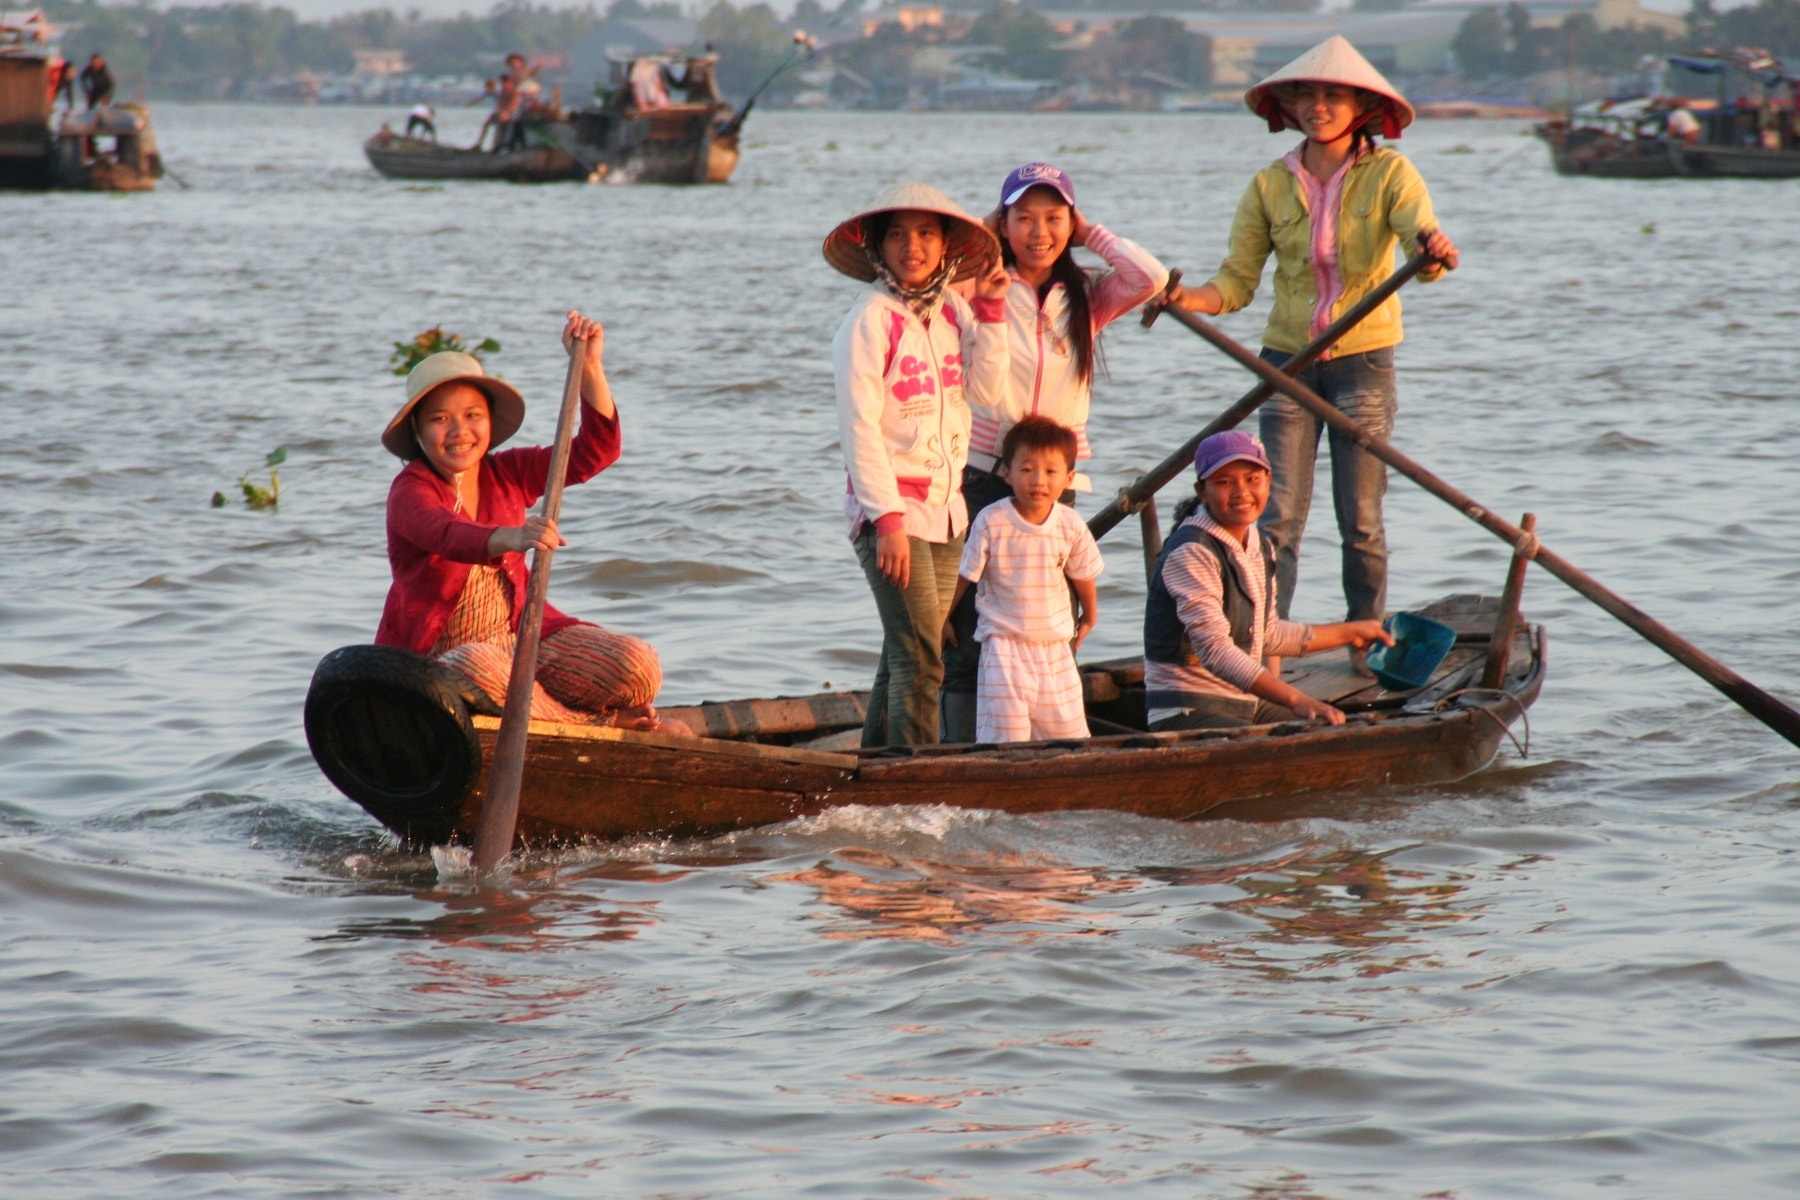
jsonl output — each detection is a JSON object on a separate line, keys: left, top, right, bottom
{"left": 1244, "top": 36, "right": 1415, "bottom": 139}
{"left": 822, "top": 181, "right": 1000, "bottom": 284}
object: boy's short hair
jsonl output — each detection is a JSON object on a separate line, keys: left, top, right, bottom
{"left": 1000, "top": 415, "right": 1078, "bottom": 471}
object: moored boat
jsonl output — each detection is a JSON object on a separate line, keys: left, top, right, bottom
{"left": 1, "top": 11, "right": 162, "bottom": 191}
{"left": 305, "top": 594, "right": 1544, "bottom": 847}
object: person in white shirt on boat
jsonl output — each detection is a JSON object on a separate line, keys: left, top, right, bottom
{"left": 943, "top": 416, "right": 1102, "bottom": 744}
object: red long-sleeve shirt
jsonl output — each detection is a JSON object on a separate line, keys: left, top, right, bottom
{"left": 375, "top": 406, "right": 621, "bottom": 654}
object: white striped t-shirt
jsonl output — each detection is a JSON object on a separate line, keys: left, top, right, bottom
{"left": 960, "top": 500, "right": 1104, "bottom": 643}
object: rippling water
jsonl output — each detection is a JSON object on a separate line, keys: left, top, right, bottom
{"left": 4, "top": 103, "right": 1799, "bottom": 1198}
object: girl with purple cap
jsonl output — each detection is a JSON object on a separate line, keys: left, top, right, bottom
{"left": 940, "top": 160, "right": 1169, "bottom": 741}
{"left": 1142, "top": 430, "right": 1392, "bottom": 731}
{"left": 1165, "top": 36, "right": 1457, "bottom": 673}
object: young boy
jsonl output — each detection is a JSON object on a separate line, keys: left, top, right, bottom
{"left": 1143, "top": 430, "right": 1393, "bottom": 731}
{"left": 942, "top": 416, "right": 1103, "bottom": 744}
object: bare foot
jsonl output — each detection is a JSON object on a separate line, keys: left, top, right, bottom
{"left": 613, "top": 705, "right": 698, "bottom": 737}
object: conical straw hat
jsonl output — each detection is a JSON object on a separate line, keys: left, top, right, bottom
{"left": 1244, "top": 36, "right": 1415, "bottom": 139}
{"left": 384, "top": 351, "right": 525, "bottom": 460}
{"left": 822, "top": 181, "right": 1000, "bottom": 284}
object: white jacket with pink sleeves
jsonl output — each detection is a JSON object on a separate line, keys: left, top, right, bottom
{"left": 967, "top": 225, "right": 1169, "bottom": 487}
{"left": 833, "top": 285, "right": 1009, "bottom": 542}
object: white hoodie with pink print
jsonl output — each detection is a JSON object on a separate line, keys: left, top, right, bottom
{"left": 834, "top": 286, "right": 1010, "bottom": 541}
{"left": 967, "top": 225, "right": 1169, "bottom": 490}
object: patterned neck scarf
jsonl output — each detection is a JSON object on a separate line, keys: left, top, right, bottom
{"left": 864, "top": 241, "right": 961, "bottom": 322}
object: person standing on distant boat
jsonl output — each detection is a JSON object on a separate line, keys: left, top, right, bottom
{"left": 492, "top": 76, "right": 524, "bottom": 153}
{"left": 406, "top": 103, "right": 436, "bottom": 141}
{"left": 940, "top": 161, "right": 1168, "bottom": 741}
{"left": 49, "top": 56, "right": 75, "bottom": 110}
{"left": 79, "top": 52, "right": 113, "bottom": 110}
{"left": 376, "top": 312, "right": 687, "bottom": 735}
{"left": 1164, "top": 37, "right": 1457, "bottom": 676}
{"left": 825, "top": 183, "right": 1012, "bottom": 747}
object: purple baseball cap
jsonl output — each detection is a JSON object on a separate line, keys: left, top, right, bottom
{"left": 1194, "top": 430, "right": 1271, "bottom": 480}
{"left": 1000, "top": 162, "right": 1076, "bottom": 208}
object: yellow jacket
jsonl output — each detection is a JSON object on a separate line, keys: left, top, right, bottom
{"left": 1206, "top": 146, "right": 1445, "bottom": 357}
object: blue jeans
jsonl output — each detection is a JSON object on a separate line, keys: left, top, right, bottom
{"left": 1257, "top": 346, "right": 1396, "bottom": 622}
{"left": 854, "top": 529, "right": 963, "bottom": 747}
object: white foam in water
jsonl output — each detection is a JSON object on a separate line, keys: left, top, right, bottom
{"left": 782, "top": 803, "right": 989, "bottom": 841}
{"left": 430, "top": 843, "right": 474, "bottom": 879}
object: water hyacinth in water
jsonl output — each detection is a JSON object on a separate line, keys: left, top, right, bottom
{"left": 3, "top": 104, "right": 1799, "bottom": 1199}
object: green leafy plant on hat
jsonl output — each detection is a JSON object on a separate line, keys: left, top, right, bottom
{"left": 212, "top": 446, "right": 287, "bottom": 511}
{"left": 390, "top": 327, "right": 501, "bottom": 377}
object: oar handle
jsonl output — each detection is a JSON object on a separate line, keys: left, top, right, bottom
{"left": 1169, "top": 308, "right": 1800, "bottom": 750}
{"left": 473, "top": 336, "right": 587, "bottom": 871}
{"left": 1089, "top": 240, "right": 1437, "bottom": 543}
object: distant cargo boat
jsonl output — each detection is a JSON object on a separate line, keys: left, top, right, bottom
{"left": 0, "top": 11, "right": 163, "bottom": 191}
{"left": 1536, "top": 54, "right": 1800, "bottom": 179}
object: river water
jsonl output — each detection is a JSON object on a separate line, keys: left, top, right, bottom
{"left": 3, "top": 103, "right": 1798, "bottom": 1198}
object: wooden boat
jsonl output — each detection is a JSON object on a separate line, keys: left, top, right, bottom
{"left": 1, "top": 13, "right": 161, "bottom": 191}
{"left": 362, "top": 129, "right": 589, "bottom": 184}
{"left": 1537, "top": 118, "right": 1800, "bottom": 178}
{"left": 1536, "top": 54, "right": 1800, "bottom": 179}
{"left": 305, "top": 594, "right": 1544, "bottom": 848}
{"left": 364, "top": 54, "right": 740, "bottom": 186}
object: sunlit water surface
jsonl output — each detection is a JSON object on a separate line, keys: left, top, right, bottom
{"left": 3, "top": 104, "right": 1798, "bottom": 1198}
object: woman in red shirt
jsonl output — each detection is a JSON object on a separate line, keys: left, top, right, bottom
{"left": 377, "top": 311, "right": 675, "bottom": 731}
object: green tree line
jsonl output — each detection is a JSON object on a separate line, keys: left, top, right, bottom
{"left": 1452, "top": 0, "right": 1800, "bottom": 79}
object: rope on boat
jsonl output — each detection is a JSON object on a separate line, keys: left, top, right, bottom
{"left": 1513, "top": 529, "right": 1541, "bottom": 560}
{"left": 1436, "top": 688, "right": 1531, "bottom": 760}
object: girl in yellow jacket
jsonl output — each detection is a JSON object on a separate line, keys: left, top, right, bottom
{"left": 1170, "top": 37, "right": 1458, "bottom": 670}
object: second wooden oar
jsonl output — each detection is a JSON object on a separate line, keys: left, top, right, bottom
{"left": 472, "top": 337, "right": 587, "bottom": 871}
{"left": 1087, "top": 239, "right": 1440, "bottom": 542}
{"left": 1159, "top": 305, "right": 1800, "bottom": 751}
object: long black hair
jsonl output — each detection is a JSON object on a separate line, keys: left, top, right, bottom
{"left": 999, "top": 187, "right": 1098, "bottom": 388}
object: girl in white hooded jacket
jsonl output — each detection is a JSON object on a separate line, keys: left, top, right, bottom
{"left": 825, "top": 182, "right": 1012, "bottom": 747}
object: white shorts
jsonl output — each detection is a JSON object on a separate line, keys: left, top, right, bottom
{"left": 975, "top": 636, "right": 1089, "bottom": 744}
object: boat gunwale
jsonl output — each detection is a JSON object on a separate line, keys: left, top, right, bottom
{"left": 467, "top": 624, "right": 1544, "bottom": 776}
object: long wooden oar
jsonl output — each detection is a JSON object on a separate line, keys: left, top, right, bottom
{"left": 472, "top": 339, "right": 587, "bottom": 871}
{"left": 1087, "top": 239, "right": 1440, "bottom": 542}
{"left": 1155, "top": 306, "right": 1800, "bottom": 750}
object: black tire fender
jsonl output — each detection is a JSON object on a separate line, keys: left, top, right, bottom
{"left": 303, "top": 645, "right": 479, "bottom": 846}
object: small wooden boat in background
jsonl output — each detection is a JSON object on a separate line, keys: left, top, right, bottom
{"left": 364, "top": 53, "right": 743, "bottom": 186}
{"left": 305, "top": 595, "right": 1544, "bottom": 848}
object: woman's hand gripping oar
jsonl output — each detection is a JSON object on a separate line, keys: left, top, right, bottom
{"left": 472, "top": 318, "right": 593, "bottom": 872}
{"left": 1087, "top": 234, "right": 1446, "bottom": 543}
{"left": 1157, "top": 305, "right": 1800, "bottom": 751}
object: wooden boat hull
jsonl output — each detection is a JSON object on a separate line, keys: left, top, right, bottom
{"left": 1536, "top": 123, "right": 1800, "bottom": 178}
{"left": 364, "top": 103, "right": 738, "bottom": 186}
{"left": 362, "top": 133, "right": 586, "bottom": 183}
{"left": 306, "top": 595, "right": 1544, "bottom": 847}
